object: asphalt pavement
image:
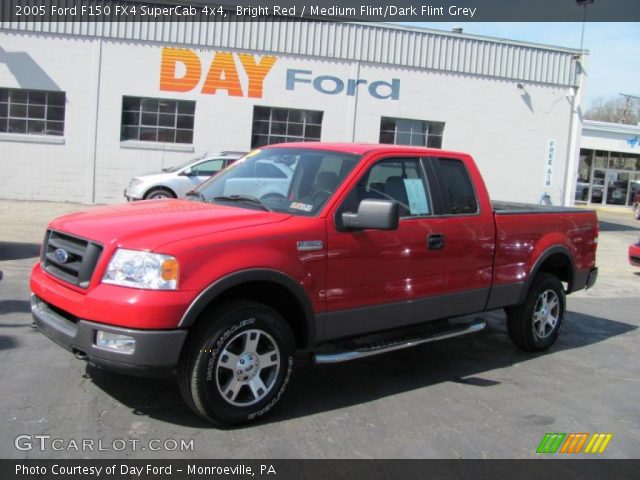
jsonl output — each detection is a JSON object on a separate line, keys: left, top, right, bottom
{"left": 1, "top": 200, "right": 639, "bottom": 459}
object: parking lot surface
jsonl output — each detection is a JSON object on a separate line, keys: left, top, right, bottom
{"left": 1, "top": 200, "right": 639, "bottom": 459}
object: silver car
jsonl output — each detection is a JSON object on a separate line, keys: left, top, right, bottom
{"left": 124, "top": 151, "right": 245, "bottom": 201}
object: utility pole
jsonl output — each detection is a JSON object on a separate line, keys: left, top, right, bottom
{"left": 620, "top": 93, "right": 640, "bottom": 124}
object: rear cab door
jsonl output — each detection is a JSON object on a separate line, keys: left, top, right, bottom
{"left": 427, "top": 154, "right": 496, "bottom": 316}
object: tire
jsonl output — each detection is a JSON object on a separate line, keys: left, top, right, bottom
{"left": 506, "top": 273, "right": 566, "bottom": 352}
{"left": 145, "top": 188, "right": 175, "bottom": 200}
{"left": 634, "top": 205, "right": 640, "bottom": 220}
{"left": 178, "top": 301, "right": 296, "bottom": 427}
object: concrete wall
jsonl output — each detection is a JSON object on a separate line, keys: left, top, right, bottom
{"left": 0, "top": 29, "right": 577, "bottom": 205}
{"left": 0, "top": 32, "right": 98, "bottom": 203}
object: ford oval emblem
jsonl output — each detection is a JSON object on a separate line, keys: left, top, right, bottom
{"left": 53, "top": 248, "right": 70, "bottom": 263}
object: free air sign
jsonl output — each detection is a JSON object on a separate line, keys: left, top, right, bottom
{"left": 544, "top": 139, "right": 556, "bottom": 189}
{"left": 159, "top": 48, "right": 400, "bottom": 100}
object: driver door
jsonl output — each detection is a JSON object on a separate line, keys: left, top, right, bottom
{"left": 323, "top": 156, "right": 447, "bottom": 340}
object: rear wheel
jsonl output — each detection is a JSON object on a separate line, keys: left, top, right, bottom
{"left": 178, "top": 301, "right": 296, "bottom": 427}
{"left": 506, "top": 273, "right": 565, "bottom": 351}
{"left": 145, "top": 188, "right": 175, "bottom": 200}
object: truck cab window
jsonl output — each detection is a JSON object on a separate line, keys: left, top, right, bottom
{"left": 437, "top": 158, "right": 478, "bottom": 214}
{"left": 339, "top": 157, "right": 432, "bottom": 218}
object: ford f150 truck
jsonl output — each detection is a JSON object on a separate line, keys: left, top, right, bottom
{"left": 31, "top": 143, "right": 598, "bottom": 426}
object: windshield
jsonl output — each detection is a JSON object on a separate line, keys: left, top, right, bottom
{"left": 188, "top": 148, "right": 360, "bottom": 215}
{"left": 162, "top": 153, "right": 208, "bottom": 173}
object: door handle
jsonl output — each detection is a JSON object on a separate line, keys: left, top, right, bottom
{"left": 427, "top": 233, "right": 445, "bottom": 250}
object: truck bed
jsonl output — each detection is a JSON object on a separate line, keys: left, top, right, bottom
{"left": 490, "top": 200, "right": 598, "bottom": 298}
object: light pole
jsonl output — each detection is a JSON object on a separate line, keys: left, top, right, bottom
{"left": 563, "top": 1, "right": 594, "bottom": 206}
{"left": 576, "top": 0, "right": 594, "bottom": 53}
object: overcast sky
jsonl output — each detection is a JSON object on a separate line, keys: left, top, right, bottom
{"left": 397, "top": 22, "right": 640, "bottom": 110}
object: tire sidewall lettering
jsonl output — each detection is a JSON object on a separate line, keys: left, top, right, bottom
{"left": 247, "top": 356, "right": 294, "bottom": 421}
{"left": 205, "top": 317, "right": 256, "bottom": 382}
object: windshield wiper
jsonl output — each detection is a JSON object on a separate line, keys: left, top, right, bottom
{"left": 212, "top": 195, "right": 272, "bottom": 212}
{"left": 185, "top": 190, "right": 205, "bottom": 202}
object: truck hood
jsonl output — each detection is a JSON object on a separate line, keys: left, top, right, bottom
{"left": 48, "top": 199, "right": 291, "bottom": 251}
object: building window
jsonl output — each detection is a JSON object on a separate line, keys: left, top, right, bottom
{"left": 120, "top": 96, "right": 195, "bottom": 144}
{"left": 0, "top": 88, "right": 65, "bottom": 136}
{"left": 574, "top": 148, "right": 640, "bottom": 207}
{"left": 251, "top": 106, "right": 323, "bottom": 148}
{"left": 379, "top": 117, "right": 444, "bottom": 148}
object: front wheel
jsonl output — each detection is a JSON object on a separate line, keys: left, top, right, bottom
{"left": 178, "top": 301, "right": 296, "bottom": 427}
{"left": 506, "top": 273, "right": 566, "bottom": 352}
{"left": 145, "top": 188, "right": 175, "bottom": 200}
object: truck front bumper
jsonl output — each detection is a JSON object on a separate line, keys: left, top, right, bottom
{"left": 31, "top": 294, "right": 187, "bottom": 377}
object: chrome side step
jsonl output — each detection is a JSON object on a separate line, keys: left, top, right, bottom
{"left": 313, "top": 319, "right": 486, "bottom": 364}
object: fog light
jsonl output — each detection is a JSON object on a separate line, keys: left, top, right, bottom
{"left": 95, "top": 331, "right": 135, "bottom": 354}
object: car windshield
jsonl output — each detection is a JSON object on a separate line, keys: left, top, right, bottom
{"left": 188, "top": 148, "right": 360, "bottom": 216}
{"left": 162, "top": 154, "right": 208, "bottom": 173}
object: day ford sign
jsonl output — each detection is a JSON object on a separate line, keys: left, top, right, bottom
{"left": 286, "top": 69, "right": 400, "bottom": 100}
{"left": 159, "top": 48, "right": 400, "bottom": 100}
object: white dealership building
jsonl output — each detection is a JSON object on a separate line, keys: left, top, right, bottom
{"left": 0, "top": 17, "right": 588, "bottom": 205}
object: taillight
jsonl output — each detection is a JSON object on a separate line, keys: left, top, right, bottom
{"left": 593, "top": 222, "right": 599, "bottom": 244}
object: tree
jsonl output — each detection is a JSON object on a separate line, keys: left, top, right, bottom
{"left": 585, "top": 95, "right": 640, "bottom": 125}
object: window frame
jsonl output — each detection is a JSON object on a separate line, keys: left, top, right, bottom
{"left": 335, "top": 156, "right": 439, "bottom": 226}
{"left": 379, "top": 116, "right": 445, "bottom": 149}
{"left": 428, "top": 157, "right": 481, "bottom": 217}
{"left": 0, "top": 87, "right": 66, "bottom": 138}
{"left": 251, "top": 106, "right": 323, "bottom": 148}
{"left": 120, "top": 95, "right": 195, "bottom": 145}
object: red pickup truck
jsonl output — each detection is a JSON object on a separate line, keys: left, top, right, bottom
{"left": 31, "top": 143, "right": 598, "bottom": 426}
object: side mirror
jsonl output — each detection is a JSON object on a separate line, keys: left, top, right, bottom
{"left": 181, "top": 167, "right": 194, "bottom": 176}
{"left": 341, "top": 199, "right": 399, "bottom": 231}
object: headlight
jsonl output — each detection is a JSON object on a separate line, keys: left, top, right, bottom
{"left": 129, "top": 178, "right": 143, "bottom": 187}
{"left": 103, "top": 249, "right": 179, "bottom": 290}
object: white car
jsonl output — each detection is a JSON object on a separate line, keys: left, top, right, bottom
{"left": 222, "top": 159, "right": 294, "bottom": 199}
{"left": 124, "top": 151, "right": 245, "bottom": 201}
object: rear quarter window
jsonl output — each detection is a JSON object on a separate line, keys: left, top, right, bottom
{"left": 438, "top": 158, "right": 478, "bottom": 215}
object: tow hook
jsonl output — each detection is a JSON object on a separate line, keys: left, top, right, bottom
{"left": 73, "top": 349, "right": 88, "bottom": 361}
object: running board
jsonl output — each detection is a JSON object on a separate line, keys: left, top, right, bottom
{"left": 313, "top": 319, "right": 486, "bottom": 364}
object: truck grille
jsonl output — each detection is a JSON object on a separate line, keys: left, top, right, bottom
{"left": 42, "top": 230, "right": 103, "bottom": 288}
